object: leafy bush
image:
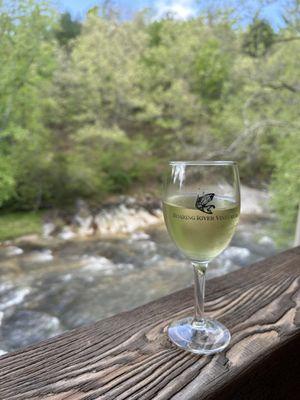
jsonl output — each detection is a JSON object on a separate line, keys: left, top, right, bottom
{"left": 270, "top": 132, "right": 300, "bottom": 233}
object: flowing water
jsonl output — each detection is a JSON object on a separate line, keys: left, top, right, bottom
{"left": 0, "top": 192, "right": 288, "bottom": 354}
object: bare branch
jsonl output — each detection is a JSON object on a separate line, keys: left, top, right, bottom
{"left": 274, "top": 36, "right": 300, "bottom": 44}
{"left": 206, "top": 119, "right": 288, "bottom": 159}
{"left": 242, "top": 92, "right": 264, "bottom": 128}
{"left": 263, "top": 82, "right": 300, "bottom": 93}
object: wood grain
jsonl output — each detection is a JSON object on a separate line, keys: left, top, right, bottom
{"left": 0, "top": 247, "right": 299, "bottom": 400}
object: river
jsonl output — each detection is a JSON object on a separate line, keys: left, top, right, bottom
{"left": 0, "top": 187, "right": 289, "bottom": 354}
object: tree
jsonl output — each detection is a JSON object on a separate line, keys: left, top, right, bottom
{"left": 0, "top": 0, "right": 298, "bottom": 236}
{"left": 270, "top": 132, "right": 300, "bottom": 236}
{"left": 0, "top": 0, "right": 57, "bottom": 209}
{"left": 55, "top": 12, "right": 81, "bottom": 47}
{"left": 242, "top": 19, "right": 275, "bottom": 57}
{"left": 45, "top": 11, "right": 156, "bottom": 203}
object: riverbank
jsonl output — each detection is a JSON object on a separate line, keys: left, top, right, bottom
{"left": 0, "top": 185, "right": 272, "bottom": 245}
{"left": 0, "top": 211, "right": 43, "bottom": 242}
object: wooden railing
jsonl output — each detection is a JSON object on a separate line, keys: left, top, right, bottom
{"left": 0, "top": 247, "right": 299, "bottom": 400}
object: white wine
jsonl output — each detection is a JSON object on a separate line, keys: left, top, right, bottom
{"left": 163, "top": 194, "right": 239, "bottom": 262}
{"left": 163, "top": 162, "right": 240, "bottom": 354}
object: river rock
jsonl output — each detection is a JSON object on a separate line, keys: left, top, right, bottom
{"left": 80, "top": 257, "right": 134, "bottom": 275}
{"left": 74, "top": 216, "right": 94, "bottom": 236}
{"left": 120, "top": 195, "right": 136, "bottom": 206}
{"left": 58, "top": 227, "right": 76, "bottom": 240}
{"left": 219, "top": 246, "right": 252, "bottom": 267}
{"left": 26, "top": 249, "right": 53, "bottom": 263}
{"left": 258, "top": 235, "right": 276, "bottom": 249}
{"left": 240, "top": 185, "right": 270, "bottom": 216}
{"left": 15, "top": 234, "right": 40, "bottom": 244}
{"left": 130, "top": 231, "right": 151, "bottom": 241}
{"left": 73, "top": 199, "right": 94, "bottom": 236}
{"left": 42, "top": 222, "right": 56, "bottom": 238}
{"left": 80, "top": 255, "right": 115, "bottom": 274}
{"left": 0, "top": 246, "right": 23, "bottom": 258}
{"left": 75, "top": 199, "right": 91, "bottom": 217}
{"left": 94, "top": 205, "right": 160, "bottom": 236}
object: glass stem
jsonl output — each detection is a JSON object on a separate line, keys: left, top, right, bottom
{"left": 192, "top": 261, "right": 208, "bottom": 325}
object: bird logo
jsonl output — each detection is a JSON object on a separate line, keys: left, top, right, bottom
{"left": 195, "top": 193, "right": 215, "bottom": 214}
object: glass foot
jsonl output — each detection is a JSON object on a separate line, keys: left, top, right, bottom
{"left": 168, "top": 317, "right": 231, "bottom": 355}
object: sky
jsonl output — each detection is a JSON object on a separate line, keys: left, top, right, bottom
{"left": 54, "top": 0, "right": 286, "bottom": 28}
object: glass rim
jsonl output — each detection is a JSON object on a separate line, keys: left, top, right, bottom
{"left": 169, "top": 160, "right": 237, "bottom": 166}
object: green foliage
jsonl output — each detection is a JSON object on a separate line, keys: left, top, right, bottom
{"left": 0, "top": 0, "right": 299, "bottom": 234}
{"left": 270, "top": 132, "right": 300, "bottom": 233}
{"left": 242, "top": 19, "right": 275, "bottom": 58}
{"left": 55, "top": 12, "right": 81, "bottom": 47}
{"left": 0, "top": 0, "right": 57, "bottom": 208}
{"left": 0, "top": 156, "right": 15, "bottom": 206}
{"left": 193, "top": 39, "right": 231, "bottom": 101}
{"left": 0, "top": 211, "right": 43, "bottom": 241}
{"left": 147, "top": 20, "right": 164, "bottom": 47}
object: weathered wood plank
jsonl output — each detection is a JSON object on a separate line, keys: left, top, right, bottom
{"left": 0, "top": 247, "right": 299, "bottom": 400}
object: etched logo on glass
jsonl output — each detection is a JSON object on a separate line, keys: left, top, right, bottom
{"left": 195, "top": 193, "right": 215, "bottom": 214}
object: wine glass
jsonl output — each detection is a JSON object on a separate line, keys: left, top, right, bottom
{"left": 162, "top": 161, "right": 240, "bottom": 354}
